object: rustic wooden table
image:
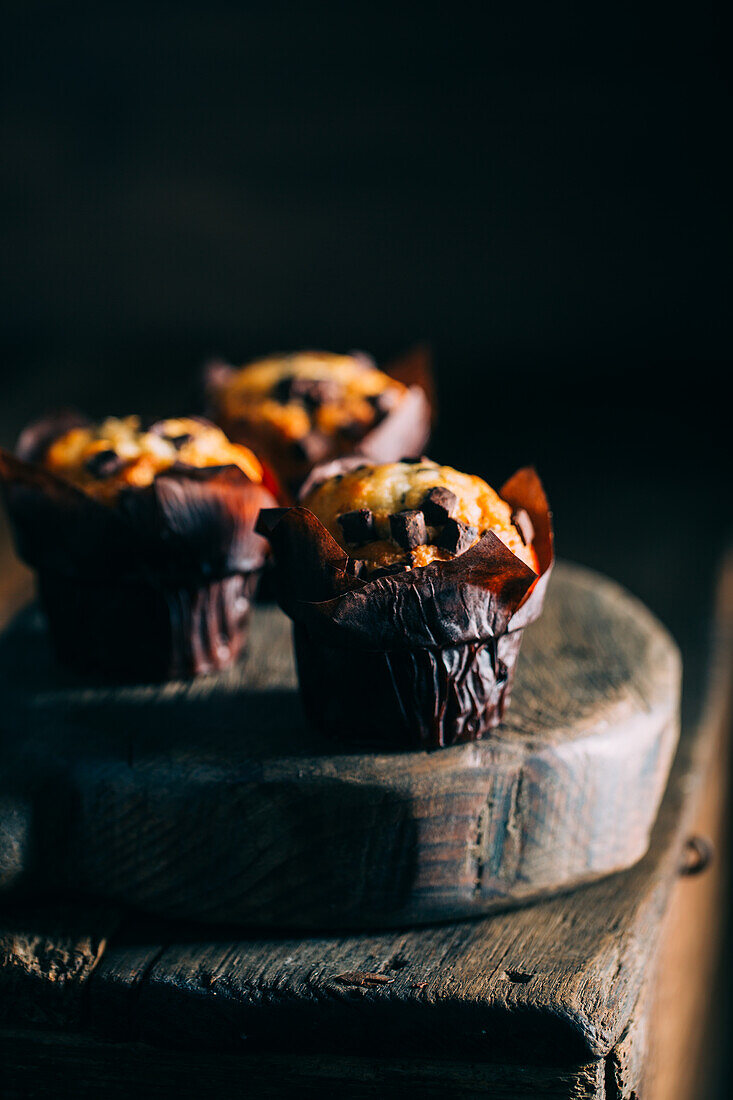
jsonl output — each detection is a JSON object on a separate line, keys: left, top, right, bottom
{"left": 1, "top": 369, "right": 731, "bottom": 1098}
{"left": 0, "top": 508, "right": 730, "bottom": 1098}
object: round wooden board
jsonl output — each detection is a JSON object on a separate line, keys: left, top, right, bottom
{"left": 0, "top": 563, "right": 680, "bottom": 929}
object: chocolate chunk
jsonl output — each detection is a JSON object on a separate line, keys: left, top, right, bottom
{"left": 338, "top": 509, "right": 376, "bottom": 545}
{"left": 369, "top": 389, "right": 401, "bottom": 417}
{"left": 340, "top": 419, "right": 368, "bottom": 442}
{"left": 511, "top": 507, "right": 535, "bottom": 547}
{"left": 291, "top": 432, "right": 330, "bottom": 464}
{"left": 420, "top": 486, "right": 458, "bottom": 524}
{"left": 275, "top": 375, "right": 341, "bottom": 407}
{"left": 389, "top": 509, "right": 427, "bottom": 550}
{"left": 274, "top": 376, "right": 297, "bottom": 403}
{"left": 399, "top": 456, "right": 426, "bottom": 464}
{"left": 84, "top": 449, "right": 124, "bottom": 479}
{"left": 345, "top": 557, "right": 367, "bottom": 578}
{"left": 436, "top": 518, "right": 478, "bottom": 555}
{"left": 170, "top": 433, "right": 193, "bottom": 450}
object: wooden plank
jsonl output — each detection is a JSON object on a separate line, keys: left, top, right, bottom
{"left": 603, "top": 980, "right": 652, "bottom": 1100}
{"left": 646, "top": 555, "right": 733, "bottom": 1100}
{"left": 0, "top": 902, "right": 121, "bottom": 1031}
{"left": 1, "top": 602, "right": 725, "bottom": 1097}
{"left": 0, "top": 565, "right": 681, "bottom": 929}
{"left": 87, "top": 839, "right": 672, "bottom": 1064}
{"left": 0, "top": 1028, "right": 605, "bottom": 1099}
{"left": 0, "top": 514, "right": 729, "bottom": 1092}
{"left": 83, "top": 554, "right": 731, "bottom": 1070}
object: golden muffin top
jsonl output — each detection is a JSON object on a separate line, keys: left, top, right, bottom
{"left": 215, "top": 351, "right": 408, "bottom": 449}
{"left": 44, "top": 416, "right": 263, "bottom": 501}
{"left": 302, "top": 458, "right": 537, "bottom": 575}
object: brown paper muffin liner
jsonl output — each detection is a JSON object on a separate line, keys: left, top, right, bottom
{"left": 257, "top": 465, "right": 553, "bottom": 749}
{"left": 204, "top": 345, "right": 435, "bottom": 501}
{"left": 38, "top": 569, "right": 259, "bottom": 680}
{"left": 0, "top": 412, "right": 277, "bottom": 681}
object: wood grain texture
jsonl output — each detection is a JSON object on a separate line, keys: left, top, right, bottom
{"left": 0, "top": 1029, "right": 605, "bottom": 1099}
{"left": 0, "top": 563, "right": 680, "bottom": 929}
{"left": 0, "top": 557, "right": 728, "bottom": 1097}
{"left": 79, "top": 555, "right": 730, "bottom": 1078}
{"left": 0, "top": 902, "right": 119, "bottom": 1031}
{"left": 646, "top": 556, "right": 733, "bottom": 1100}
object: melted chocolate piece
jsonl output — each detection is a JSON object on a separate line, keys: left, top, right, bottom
{"left": 420, "top": 486, "right": 458, "bottom": 524}
{"left": 170, "top": 433, "right": 193, "bottom": 450}
{"left": 389, "top": 509, "right": 427, "bottom": 550}
{"left": 84, "top": 449, "right": 125, "bottom": 479}
{"left": 511, "top": 507, "right": 535, "bottom": 547}
{"left": 275, "top": 375, "right": 342, "bottom": 407}
{"left": 340, "top": 419, "right": 370, "bottom": 442}
{"left": 437, "top": 518, "right": 478, "bottom": 555}
{"left": 274, "top": 376, "right": 297, "bottom": 403}
{"left": 345, "top": 557, "right": 367, "bottom": 578}
{"left": 338, "top": 508, "right": 376, "bottom": 545}
{"left": 369, "top": 389, "right": 401, "bottom": 417}
{"left": 292, "top": 432, "right": 330, "bottom": 464}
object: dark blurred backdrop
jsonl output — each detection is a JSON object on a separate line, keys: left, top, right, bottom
{"left": 2, "top": 3, "right": 730, "bottom": 396}
{"left": 1, "top": 2, "right": 731, "bottom": 1088}
{"left": 2, "top": 0, "right": 731, "bottom": 603}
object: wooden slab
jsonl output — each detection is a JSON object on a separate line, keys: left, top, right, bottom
{"left": 0, "top": 563, "right": 680, "bottom": 928}
{"left": 0, "top": 555, "right": 729, "bottom": 1098}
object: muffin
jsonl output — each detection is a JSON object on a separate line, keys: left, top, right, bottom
{"left": 0, "top": 413, "right": 277, "bottom": 680}
{"left": 258, "top": 459, "right": 553, "bottom": 749}
{"left": 205, "top": 348, "right": 432, "bottom": 498}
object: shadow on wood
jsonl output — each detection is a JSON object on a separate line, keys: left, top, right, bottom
{"left": 0, "top": 564, "right": 680, "bottom": 929}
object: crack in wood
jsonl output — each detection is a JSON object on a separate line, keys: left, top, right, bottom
{"left": 472, "top": 799, "right": 489, "bottom": 896}
{"left": 499, "top": 764, "right": 526, "bottom": 884}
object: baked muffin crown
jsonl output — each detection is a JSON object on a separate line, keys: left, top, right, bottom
{"left": 302, "top": 458, "right": 537, "bottom": 576}
{"left": 204, "top": 347, "right": 433, "bottom": 497}
{"left": 43, "top": 415, "right": 263, "bottom": 501}
{"left": 257, "top": 464, "right": 552, "bottom": 747}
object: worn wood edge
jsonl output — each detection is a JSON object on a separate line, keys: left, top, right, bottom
{"left": 0, "top": 562, "right": 683, "bottom": 930}
{"left": 645, "top": 557, "right": 732, "bottom": 1100}
{"left": 603, "top": 979, "right": 652, "bottom": 1099}
{"left": 0, "top": 1027, "right": 606, "bottom": 1099}
{"left": 0, "top": 901, "right": 122, "bottom": 1030}
{"left": 0, "top": 558, "right": 726, "bottom": 1068}
{"left": 80, "top": 553, "right": 730, "bottom": 1064}
{"left": 605, "top": 558, "right": 732, "bottom": 1097}
{"left": 561, "top": 549, "right": 733, "bottom": 1059}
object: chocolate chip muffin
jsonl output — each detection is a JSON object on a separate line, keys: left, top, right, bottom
{"left": 302, "top": 458, "right": 538, "bottom": 578}
{"left": 44, "top": 415, "right": 264, "bottom": 500}
{"left": 0, "top": 412, "right": 277, "bottom": 681}
{"left": 205, "top": 350, "right": 432, "bottom": 497}
{"left": 259, "top": 462, "right": 553, "bottom": 750}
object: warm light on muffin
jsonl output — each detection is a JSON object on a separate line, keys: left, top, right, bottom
{"left": 302, "top": 458, "right": 538, "bottom": 576}
{"left": 44, "top": 416, "right": 263, "bottom": 500}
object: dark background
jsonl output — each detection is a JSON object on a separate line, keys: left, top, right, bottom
{"left": 1, "top": 1, "right": 731, "bottom": 1089}
{"left": 1, "top": 0, "right": 730, "bottom": 631}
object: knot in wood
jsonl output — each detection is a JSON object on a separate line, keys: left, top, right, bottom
{"left": 678, "top": 835, "right": 714, "bottom": 876}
